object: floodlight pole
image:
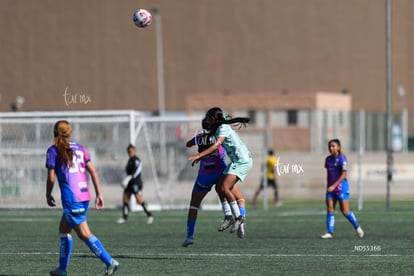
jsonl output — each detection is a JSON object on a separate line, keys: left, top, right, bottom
{"left": 385, "top": 0, "right": 392, "bottom": 209}
{"left": 262, "top": 113, "right": 272, "bottom": 210}
{"left": 357, "top": 110, "right": 365, "bottom": 211}
{"left": 151, "top": 4, "right": 165, "bottom": 117}
{"left": 151, "top": 4, "right": 167, "bottom": 175}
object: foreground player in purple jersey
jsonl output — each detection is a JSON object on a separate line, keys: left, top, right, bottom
{"left": 46, "top": 120, "right": 119, "bottom": 276}
{"left": 320, "top": 138, "right": 364, "bottom": 239}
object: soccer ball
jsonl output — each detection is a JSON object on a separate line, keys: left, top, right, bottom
{"left": 132, "top": 9, "right": 152, "bottom": 28}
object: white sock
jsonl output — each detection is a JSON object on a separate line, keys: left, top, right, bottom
{"left": 221, "top": 201, "right": 232, "bottom": 216}
{"left": 230, "top": 201, "right": 240, "bottom": 218}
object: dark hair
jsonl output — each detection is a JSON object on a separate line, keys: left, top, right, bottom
{"left": 201, "top": 118, "right": 210, "bottom": 131}
{"left": 328, "top": 138, "right": 343, "bottom": 154}
{"left": 206, "top": 107, "right": 250, "bottom": 132}
{"left": 328, "top": 138, "right": 341, "bottom": 147}
{"left": 268, "top": 149, "right": 274, "bottom": 155}
{"left": 127, "top": 144, "right": 135, "bottom": 151}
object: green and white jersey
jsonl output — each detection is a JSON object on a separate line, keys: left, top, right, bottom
{"left": 215, "top": 124, "right": 251, "bottom": 163}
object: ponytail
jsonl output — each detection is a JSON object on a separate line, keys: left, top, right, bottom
{"left": 222, "top": 116, "right": 250, "bottom": 129}
{"left": 206, "top": 107, "right": 250, "bottom": 133}
{"left": 53, "top": 120, "right": 74, "bottom": 167}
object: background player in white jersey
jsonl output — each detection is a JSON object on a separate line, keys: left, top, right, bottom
{"left": 188, "top": 107, "right": 252, "bottom": 235}
{"left": 46, "top": 120, "right": 119, "bottom": 276}
{"left": 116, "top": 144, "right": 153, "bottom": 225}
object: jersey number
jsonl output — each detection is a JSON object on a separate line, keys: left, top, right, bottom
{"left": 68, "top": 150, "right": 85, "bottom": 173}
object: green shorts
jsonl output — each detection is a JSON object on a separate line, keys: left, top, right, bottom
{"left": 224, "top": 158, "right": 253, "bottom": 182}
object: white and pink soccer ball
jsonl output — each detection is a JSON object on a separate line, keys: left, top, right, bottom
{"left": 132, "top": 9, "right": 152, "bottom": 28}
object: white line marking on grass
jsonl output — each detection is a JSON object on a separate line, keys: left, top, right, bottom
{"left": 0, "top": 218, "right": 54, "bottom": 222}
{"left": 155, "top": 253, "right": 406, "bottom": 258}
{"left": 0, "top": 252, "right": 406, "bottom": 257}
{"left": 276, "top": 210, "right": 326, "bottom": 216}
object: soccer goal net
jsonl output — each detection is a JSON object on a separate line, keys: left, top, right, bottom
{"left": 0, "top": 110, "right": 266, "bottom": 210}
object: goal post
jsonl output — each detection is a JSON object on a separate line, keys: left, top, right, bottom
{"left": 0, "top": 110, "right": 202, "bottom": 208}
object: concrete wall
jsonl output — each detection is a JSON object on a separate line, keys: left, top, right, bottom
{"left": 0, "top": 0, "right": 413, "bottom": 134}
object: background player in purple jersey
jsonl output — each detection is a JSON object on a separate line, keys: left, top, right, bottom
{"left": 320, "top": 138, "right": 364, "bottom": 239}
{"left": 116, "top": 144, "right": 154, "bottom": 225}
{"left": 182, "top": 119, "right": 246, "bottom": 247}
{"left": 46, "top": 120, "right": 119, "bottom": 276}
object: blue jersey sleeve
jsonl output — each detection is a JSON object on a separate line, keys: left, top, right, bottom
{"left": 46, "top": 146, "right": 58, "bottom": 169}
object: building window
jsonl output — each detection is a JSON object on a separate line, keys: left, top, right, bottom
{"left": 248, "top": 110, "right": 256, "bottom": 124}
{"left": 287, "top": 109, "right": 298, "bottom": 125}
{"left": 244, "top": 109, "right": 266, "bottom": 127}
{"left": 271, "top": 109, "right": 309, "bottom": 127}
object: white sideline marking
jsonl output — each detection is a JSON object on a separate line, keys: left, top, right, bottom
{"left": 0, "top": 218, "right": 54, "bottom": 222}
{"left": 0, "top": 252, "right": 405, "bottom": 257}
{"left": 276, "top": 210, "right": 326, "bottom": 216}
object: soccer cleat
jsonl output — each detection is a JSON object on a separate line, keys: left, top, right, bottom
{"left": 218, "top": 215, "right": 234, "bottom": 232}
{"left": 181, "top": 238, "right": 194, "bottom": 247}
{"left": 146, "top": 216, "right": 154, "bottom": 224}
{"left": 237, "top": 220, "right": 245, "bottom": 239}
{"left": 356, "top": 226, "right": 364, "bottom": 238}
{"left": 230, "top": 216, "right": 245, "bottom": 234}
{"left": 320, "top": 233, "right": 334, "bottom": 239}
{"left": 49, "top": 268, "right": 67, "bottom": 276}
{"left": 104, "top": 259, "right": 119, "bottom": 276}
{"left": 116, "top": 218, "right": 127, "bottom": 224}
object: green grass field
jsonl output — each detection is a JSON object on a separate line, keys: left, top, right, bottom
{"left": 0, "top": 200, "right": 413, "bottom": 275}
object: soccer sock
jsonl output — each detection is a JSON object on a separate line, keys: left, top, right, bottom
{"left": 237, "top": 199, "right": 246, "bottom": 217}
{"left": 221, "top": 201, "right": 232, "bottom": 217}
{"left": 327, "top": 213, "right": 335, "bottom": 234}
{"left": 230, "top": 201, "right": 241, "bottom": 218}
{"left": 345, "top": 211, "right": 359, "bottom": 229}
{"left": 85, "top": 235, "right": 113, "bottom": 267}
{"left": 58, "top": 233, "right": 73, "bottom": 271}
{"left": 186, "top": 219, "right": 196, "bottom": 240}
{"left": 122, "top": 203, "right": 129, "bottom": 219}
{"left": 141, "top": 201, "right": 152, "bottom": 217}
{"left": 239, "top": 205, "right": 246, "bottom": 217}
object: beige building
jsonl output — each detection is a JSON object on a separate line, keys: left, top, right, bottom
{"left": 0, "top": 0, "right": 412, "bottom": 141}
{"left": 186, "top": 91, "right": 351, "bottom": 152}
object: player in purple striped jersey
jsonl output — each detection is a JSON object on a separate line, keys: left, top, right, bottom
{"left": 320, "top": 138, "right": 364, "bottom": 239}
{"left": 46, "top": 120, "right": 119, "bottom": 276}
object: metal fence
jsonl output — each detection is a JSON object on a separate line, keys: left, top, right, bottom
{"left": 0, "top": 109, "right": 410, "bottom": 209}
{"left": 0, "top": 110, "right": 268, "bottom": 208}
